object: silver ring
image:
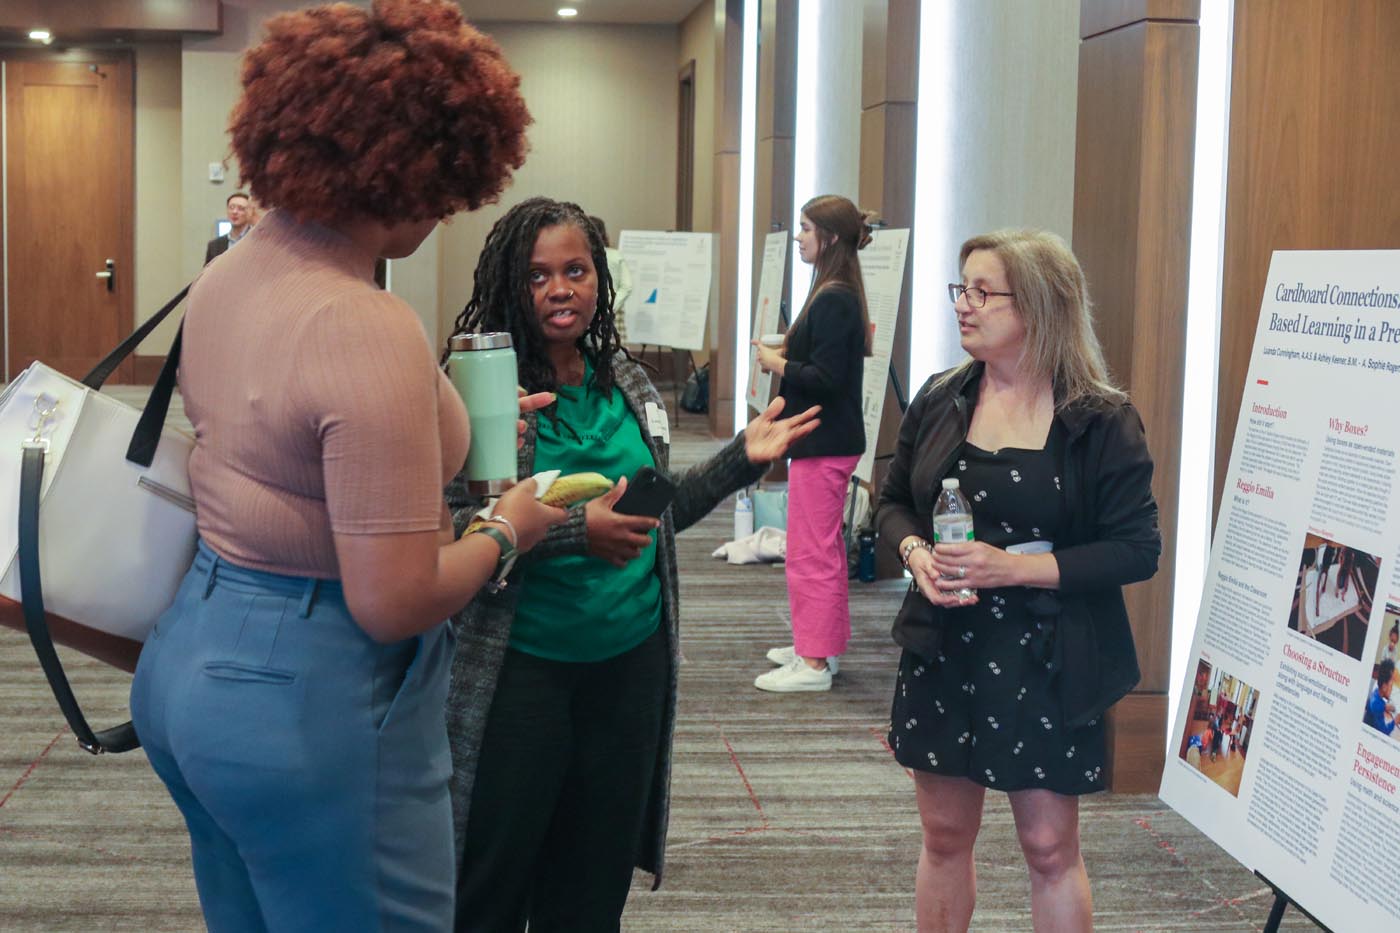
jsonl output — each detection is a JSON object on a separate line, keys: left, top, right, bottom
{"left": 957, "top": 565, "right": 967, "bottom": 579}
{"left": 565, "top": 289, "right": 575, "bottom": 298}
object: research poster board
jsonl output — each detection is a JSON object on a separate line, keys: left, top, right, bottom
{"left": 745, "top": 231, "right": 791, "bottom": 412}
{"left": 854, "top": 228, "right": 909, "bottom": 482}
{"left": 617, "top": 230, "right": 714, "bottom": 351}
{"left": 1160, "top": 250, "right": 1400, "bottom": 931}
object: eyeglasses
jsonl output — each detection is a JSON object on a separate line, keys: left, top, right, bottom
{"left": 948, "top": 283, "right": 1015, "bottom": 308}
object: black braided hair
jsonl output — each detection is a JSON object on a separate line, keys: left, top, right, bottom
{"left": 443, "top": 197, "right": 631, "bottom": 402}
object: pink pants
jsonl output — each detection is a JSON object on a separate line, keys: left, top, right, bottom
{"left": 786, "top": 454, "right": 860, "bottom": 659}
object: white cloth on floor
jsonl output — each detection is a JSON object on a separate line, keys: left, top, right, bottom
{"left": 711, "top": 526, "right": 786, "bottom": 564}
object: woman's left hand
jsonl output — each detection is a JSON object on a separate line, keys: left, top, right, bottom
{"left": 927, "top": 540, "right": 1021, "bottom": 591}
{"left": 751, "top": 341, "right": 786, "bottom": 375}
{"left": 517, "top": 389, "right": 555, "bottom": 448}
{"left": 743, "top": 396, "right": 821, "bottom": 463}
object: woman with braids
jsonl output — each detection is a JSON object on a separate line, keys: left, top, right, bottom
{"left": 751, "top": 194, "right": 874, "bottom": 692}
{"left": 442, "top": 197, "right": 820, "bottom": 931}
{"left": 127, "top": 3, "right": 565, "bottom": 930}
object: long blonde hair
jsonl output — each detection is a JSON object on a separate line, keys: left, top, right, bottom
{"left": 795, "top": 195, "right": 874, "bottom": 357}
{"left": 937, "top": 229, "right": 1124, "bottom": 408}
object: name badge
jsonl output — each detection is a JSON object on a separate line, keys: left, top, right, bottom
{"left": 644, "top": 402, "right": 671, "bottom": 444}
{"left": 1006, "top": 540, "right": 1054, "bottom": 555}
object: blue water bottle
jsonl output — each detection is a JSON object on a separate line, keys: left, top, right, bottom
{"left": 858, "top": 531, "right": 877, "bottom": 582}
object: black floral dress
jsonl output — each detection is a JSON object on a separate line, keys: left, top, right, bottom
{"left": 888, "top": 433, "right": 1107, "bottom": 795}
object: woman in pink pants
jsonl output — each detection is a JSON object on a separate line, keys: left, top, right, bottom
{"left": 751, "top": 195, "right": 873, "bottom": 692}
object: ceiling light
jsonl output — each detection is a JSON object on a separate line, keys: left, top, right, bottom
{"left": 29, "top": 29, "right": 53, "bottom": 44}
{"left": 557, "top": 7, "right": 578, "bottom": 17}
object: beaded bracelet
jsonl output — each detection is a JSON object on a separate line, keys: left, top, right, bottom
{"left": 900, "top": 538, "right": 932, "bottom": 568}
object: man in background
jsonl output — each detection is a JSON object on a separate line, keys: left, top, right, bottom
{"left": 204, "top": 191, "right": 253, "bottom": 265}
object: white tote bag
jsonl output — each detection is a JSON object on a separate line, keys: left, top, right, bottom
{"left": 0, "top": 287, "right": 195, "bottom": 753}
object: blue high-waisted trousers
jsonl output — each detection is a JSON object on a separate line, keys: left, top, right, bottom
{"left": 131, "top": 540, "right": 455, "bottom": 932}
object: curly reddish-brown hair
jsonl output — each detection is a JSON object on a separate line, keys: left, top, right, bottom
{"left": 229, "top": 0, "right": 531, "bottom": 225}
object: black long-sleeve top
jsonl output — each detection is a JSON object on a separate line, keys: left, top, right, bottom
{"left": 778, "top": 285, "right": 867, "bottom": 460}
{"left": 875, "top": 362, "right": 1161, "bottom": 727}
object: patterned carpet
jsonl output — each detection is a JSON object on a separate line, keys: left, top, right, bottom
{"left": 0, "top": 396, "right": 1316, "bottom": 930}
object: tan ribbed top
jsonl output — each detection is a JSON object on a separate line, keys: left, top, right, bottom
{"left": 181, "top": 210, "right": 469, "bottom": 578}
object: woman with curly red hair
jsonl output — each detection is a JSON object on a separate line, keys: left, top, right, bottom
{"left": 127, "top": 2, "right": 562, "bottom": 930}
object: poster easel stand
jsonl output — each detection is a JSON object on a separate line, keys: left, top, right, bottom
{"left": 635, "top": 344, "right": 692, "bottom": 424}
{"left": 1254, "top": 871, "right": 1332, "bottom": 933}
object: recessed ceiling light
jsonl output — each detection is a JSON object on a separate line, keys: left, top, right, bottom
{"left": 557, "top": 7, "right": 578, "bottom": 17}
{"left": 28, "top": 28, "right": 53, "bottom": 44}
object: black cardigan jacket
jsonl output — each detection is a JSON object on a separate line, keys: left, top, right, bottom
{"left": 875, "top": 362, "right": 1161, "bottom": 728}
{"left": 778, "top": 286, "right": 866, "bottom": 459}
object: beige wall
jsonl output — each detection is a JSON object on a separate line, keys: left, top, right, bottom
{"left": 179, "top": 0, "right": 306, "bottom": 280}
{"left": 133, "top": 42, "right": 184, "bottom": 350}
{"left": 436, "top": 21, "right": 680, "bottom": 339}
{"left": 679, "top": 0, "right": 715, "bottom": 233}
{"left": 127, "top": 2, "right": 684, "bottom": 358}
{"left": 175, "top": 0, "right": 445, "bottom": 346}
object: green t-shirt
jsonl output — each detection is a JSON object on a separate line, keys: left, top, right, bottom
{"left": 510, "top": 358, "right": 662, "bottom": 662}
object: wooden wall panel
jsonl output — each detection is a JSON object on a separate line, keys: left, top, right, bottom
{"left": 1080, "top": 0, "right": 1199, "bottom": 38}
{"left": 1073, "top": 4, "right": 1199, "bottom": 792}
{"left": 860, "top": 0, "right": 919, "bottom": 580}
{"left": 0, "top": 1, "right": 221, "bottom": 40}
{"left": 1214, "top": 0, "right": 1400, "bottom": 516}
{"left": 754, "top": 0, "right": 796, "bottom": 320}
{"left": 708, "top": 0, "right": 744, "bottom": 437}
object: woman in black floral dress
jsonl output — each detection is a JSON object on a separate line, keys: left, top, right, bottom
{"left": 876, "top": 229, "right": 1160, "bottom": 931}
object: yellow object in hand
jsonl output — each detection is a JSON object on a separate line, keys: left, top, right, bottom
{"left": 540, "top": 471, "right": 613, "bottom": 507}
{"left": 463, "top": 472, "right": 614, "bottom": 538}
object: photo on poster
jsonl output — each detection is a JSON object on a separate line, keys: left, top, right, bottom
{"left": 1175, "top": 658, "right": 1260, "bottom": 798}
{"left": 1286, "top": 535, "right": 1380, "bottom": 660}
{"left": 1361, "top": 603, "right": 1400, "bottom": 740}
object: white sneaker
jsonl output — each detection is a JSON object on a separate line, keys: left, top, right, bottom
{"left": 766, "top": 645, "right": 839, "bottom": 675}
{"left": 754, "top": 658, "right": 833, "bottom": 693}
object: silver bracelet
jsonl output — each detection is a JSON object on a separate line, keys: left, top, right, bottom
{"left": 900, "top": 538, "right": 932, "bottom": 568}
{"left": 486, "top": 514, "right": 518, "bottom": 548}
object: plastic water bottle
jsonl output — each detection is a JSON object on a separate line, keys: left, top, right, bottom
{"left": 734, "top": 490, "right": 754, "bottom": 540}
{"left": 932, "top": 478, "right": 976, "bottom": 600}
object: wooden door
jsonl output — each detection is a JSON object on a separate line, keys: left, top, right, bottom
{"left": 3, "top": 57, "right": 134, "bottom": 381}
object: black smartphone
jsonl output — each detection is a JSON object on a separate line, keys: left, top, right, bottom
{"left": 613, "top": 466, "right": 676, "bottom": 518}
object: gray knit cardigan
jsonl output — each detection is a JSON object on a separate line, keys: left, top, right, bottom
{"left": 443, "top": 352, "right": 765, "bottom": 892}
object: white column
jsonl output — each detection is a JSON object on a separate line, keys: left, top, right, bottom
{"left": 789, "top": 0, "right": 863, "bottom": 316}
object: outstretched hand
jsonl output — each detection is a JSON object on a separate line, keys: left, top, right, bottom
{"left": 743, "top": 396, "right": 821, "bottom": 464}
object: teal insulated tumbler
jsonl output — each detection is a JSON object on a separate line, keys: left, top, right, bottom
{"left": 448, "top": 332, "right": 518, "bottom": 494}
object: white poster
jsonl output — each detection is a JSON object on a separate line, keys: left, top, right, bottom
{"left": 1160, "top": 250, "right": 1400, "bottom": 931}
{"left": 617, "top": 230, "right": 714, "bottom": 351}
{"left": 854, "top": 228, "right": 909, "bottom": 482}
{"left": 745, "top": 231, "right": 790, "bottom": 412}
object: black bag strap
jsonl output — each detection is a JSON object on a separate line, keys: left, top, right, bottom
{"left": 82, "top": 285, "right": 188, "bottom": 390}
{"left": 19, "top": 446, "right": 139, "bottom": 754}
{"left": 127, "top": 324, "right": 182, "bottom": 468}
{"left": 16, "top": 284, "right": 191, "bottom": 754}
